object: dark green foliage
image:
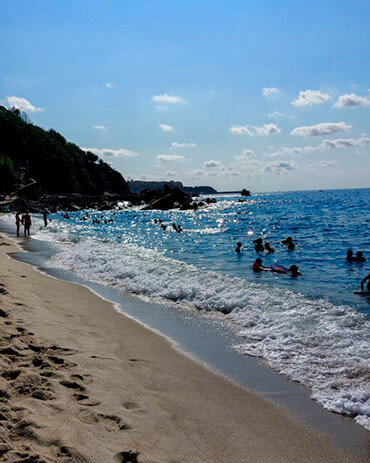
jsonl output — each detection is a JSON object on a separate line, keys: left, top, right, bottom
{"left": 0, "top": 106, "right": 130, "bottom": 195}
{"left": 0, "top": 154, "right": 19, "bottom": 191}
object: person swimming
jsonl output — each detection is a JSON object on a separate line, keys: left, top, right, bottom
{"left": 347, "top": 250, "right": 366, "bottom": 262}
{"left": 289, "top": 265, "right": 301, "bottom": 277}
{"left": 361, "top": 274, "right": 370, "bottom": 291}
{"left": 355, "top": 251, "right": 366, "bottom": 262}
{"left": 253, "top": 237, "right": 264, "bottom": 252}
{"left": 235, "top": 242, "right": 242, "bottom": 253}
{"left": 281, "top": 236, "right": 295, "bottom": 250}
{"left": 265, "top": 242, "right": 275, "bottom": 253}
{"left": 253, "top": 258, "right": 270, "bottom": 272}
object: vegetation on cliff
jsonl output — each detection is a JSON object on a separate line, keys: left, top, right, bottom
{"left": 0, "top": 106, "right": 130, "bottom": 195}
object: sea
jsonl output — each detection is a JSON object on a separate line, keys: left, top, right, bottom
{"left": 2, "top": 188, "right": 370, "bottom": 432}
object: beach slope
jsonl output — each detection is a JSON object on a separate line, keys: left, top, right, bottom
{"left": 0, "top": 233, "right": 356, "bottom": 463}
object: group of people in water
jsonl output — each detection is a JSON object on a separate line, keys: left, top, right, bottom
{"left": 235, "top": 236, "right": 300, "bottom": 277}
{"left": 10, "top": 209, "right": 368, "bottom": 292}
{"left": 236, "top": 235, "right": 369, "bottom": 287}
{"left": 153, "top": 218, "right": 183, "bottom": 233}
{"left": 346, "top": 250, "right": 366, "bottom": 262}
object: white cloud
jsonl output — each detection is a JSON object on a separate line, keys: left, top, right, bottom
{"left": 93, "top": 125, "right": 106, "bottom": 130}
{"left": 230, "top": 123, "right": 281, "bottom": 136}
{"left": 268, "top": 111, "right": 295, "bottom": 120}
{"left": 320, "top": 136, "right": 370, "bottom": 149}
{"left": 291, "top": 122, "right": 351, "bottom": 137}
{"left": 267, "top": 145, "right": 317, "bottom": 157}
{"left": 156, "top": 154, "right": 185, "bottom": 163}
{"left": 171, "top": 142, "right": 197, "bottom": 148}
{"left": 204, "top": 160, "right": 222, "bottom": 168}
{"left": 234, "top": 149, "right": 256, "bottom": 162}
{"left": 159, "top": 124, "right": 174, "bottom": 132}
{"left": 268, "top": 111, "right": 284, "bottom": 118}
{"left": 82, "top": 147, "right": 138, "bottom": 157}
{"left": 262, "top": 87, "right": 280, "bottom": 97}
{"left": 334, "top": 93, "right": 370, "bottom": 108}
{"left": 264, "top": 160, "right": 296, "bottom": 174}
{"left": 266, "top": 136, "right": 370, "bottom": 158}
{"left": 105, "top": 82, "right": 113, "bottom": 88}
{"left": 292, "top": 90, "right": 330, "bottom": 107}
{"left": 153, "top": 93, "right": 184, "bottom": 104}
{"left": 229, "top": 125, "right": 254, "bottom": 136}
{"left": 6, "top": 96, "right": 44, "bottom": 112}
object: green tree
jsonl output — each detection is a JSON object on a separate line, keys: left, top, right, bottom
{"left": 0, "top": 154, "right": 18, "bottom": 191}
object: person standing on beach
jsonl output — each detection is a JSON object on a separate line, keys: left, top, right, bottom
{"left": 21, "top": 212, "right": 32, "bottom": 236}
{"left": 15, "top": 212, "right": 21, "bottom": 236}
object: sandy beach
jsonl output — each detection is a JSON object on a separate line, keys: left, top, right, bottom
{"left": 0, "top": 232, "right": 363, "bottom": 463}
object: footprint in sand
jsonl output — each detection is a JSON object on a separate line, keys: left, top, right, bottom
{"left": 78, "top": 410, "right": 130, "bottom": 431}
{"left": 114, "top": 450, "right": 140, "bottom": 463}
{"left": 58, "top": 445, "right": 90, "bottom": 462}
{"left": 73, "top": 393, "right": 101, "bottom": 407}
{"left": 59, "top": 380, "right": 86, "bottom": 392}
{"left": 0, "top": 308, "right": 9, "bottom": 318}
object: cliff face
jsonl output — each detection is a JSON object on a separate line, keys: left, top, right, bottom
{"left": 0, "top": 106, "right": 130, "bottom": 195}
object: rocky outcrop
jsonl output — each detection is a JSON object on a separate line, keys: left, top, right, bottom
{"left": 2, "top": 186, "right": 216, "bottom": 214}
{"left": 141, "top": 186, "right": 194, "bottom": 211}
{"left": 241, "top": 189, "right": 251, "bottom": 196}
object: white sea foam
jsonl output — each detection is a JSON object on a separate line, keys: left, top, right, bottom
{"left": 45, "top": 236, "right": 370, "bottom": 430}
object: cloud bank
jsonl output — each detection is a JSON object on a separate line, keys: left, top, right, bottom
{"left": 292, "top": 90, "right": 330, "bottom": 107}
{"left": 6, "top": 96, "right": 44, "bottom": 112}
{"left": 159, "top": 124, "right": 174, "bottom": 132}
{"left": 153, "top": 93, "right": 184, "bottom": 104}
{"left": 156, "top": 154, "right": 185, "bottom": 162}
{"left": 82, "top": 147, "right": 138, "bottom": 157}
{"left": 291, "top": 122, "right": 351, "bottom": 137}
{"left": 334, "top": 93, "right": 370, "bottom": 108}
{"left": 262, "top": 87, "right": 280, "bottom": 97}
{"left": 204, "top": 160, "right": 222, "bottom": 168}
{"left": 230, "top": 123, "right": 281, "bottom": 136}
{"left": 171, "top": 142, "right": 197, "bottom": 148}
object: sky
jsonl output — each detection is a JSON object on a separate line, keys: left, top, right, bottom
{"left": 1, "top": 0, "right": 370, "bottom": 192}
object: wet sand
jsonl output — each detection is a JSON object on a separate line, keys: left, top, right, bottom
{"left": 0, "top": 232, "right": 365, "bottom": 462}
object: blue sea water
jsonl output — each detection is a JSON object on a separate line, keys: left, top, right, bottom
{"left": 3, "top": 188, "right": 370, "bottom": 430}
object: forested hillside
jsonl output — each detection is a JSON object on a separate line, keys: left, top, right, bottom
{"left": 0, "top": 106, "right": 130, "bottom": 195}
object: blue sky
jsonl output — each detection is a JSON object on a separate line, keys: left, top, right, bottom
{"left": 1, "top": 0, "right": 369, "bottom": 191}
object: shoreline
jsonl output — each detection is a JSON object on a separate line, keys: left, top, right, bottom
{"left": 0, "top": 232, "right": 368, "bottom": 462}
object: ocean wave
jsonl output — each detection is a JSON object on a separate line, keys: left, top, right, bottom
{"left": 47, "top": 236, "right": 370, "bottom": 430}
